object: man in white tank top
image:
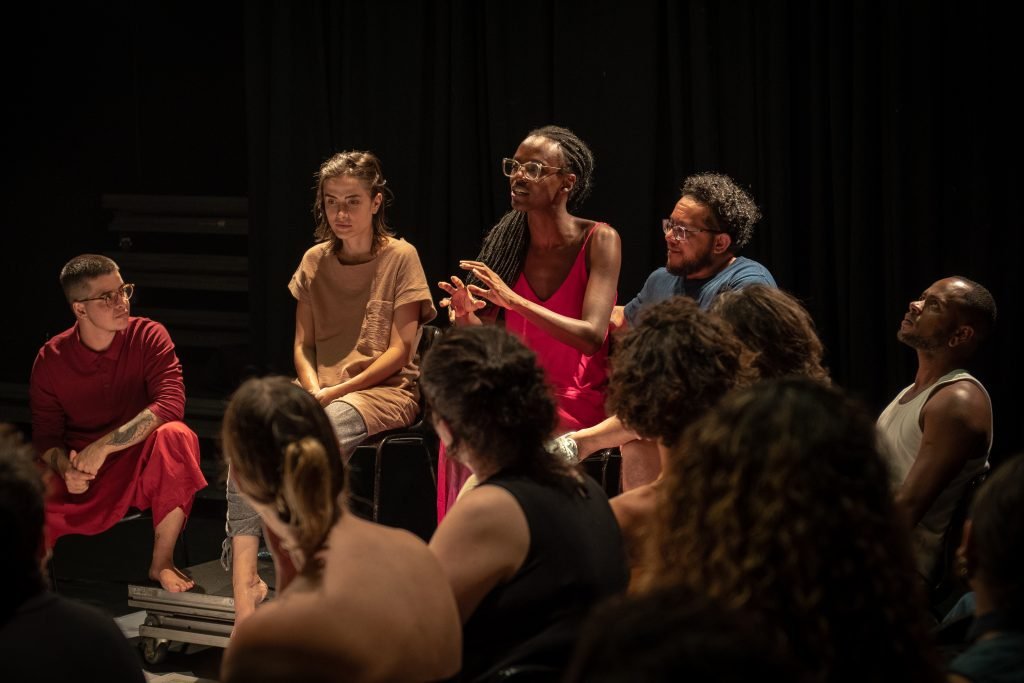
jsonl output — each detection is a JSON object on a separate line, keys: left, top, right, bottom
{"left": 877, "top": 276, "right": 996, "bottom": 581}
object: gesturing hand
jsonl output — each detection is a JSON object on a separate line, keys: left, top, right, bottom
{"left": 438, "top": 275, "right": 487, "bottom": 318}
{"left": 458, "top": 260, "right": 518, "bottom": 310}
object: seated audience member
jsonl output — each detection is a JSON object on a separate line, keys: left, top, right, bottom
{"left": 564, "top": 585, "right": 795, "bottom": 683}
{"left": 710, "top": 284, "right": 830, "bottom": 383}
{"left": 437, "top": 125, "right": 620, "bottom": 520}
{"left": 877, "top": 277, "right": 996, "bottom": 581}
{"left": 645, "top": 378, "right": 943, "bottom": 683}
{"left": 603, "top": 296, "right": 754, "bottom": 583}
{"left": 550, "top": 171, "right": 776, "bottom": 489}
{"left": 219, "top": 377, "right": 461, "bottom": 683}
{"left": 0, "top": 425, "right": 145, "bottom": 683}
{"left": 30, "top": 254, "right": 206, "bottom": 592}
{"left": 227, "top": 150, "right": 436, "bottom": 625}
{"left": 424, "top": 326, "right": 627, "bottom": 682}
{"left": 947, "top": 454, "right": 1024, "bottom": 683}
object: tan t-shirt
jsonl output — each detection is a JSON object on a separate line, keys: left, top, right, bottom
{"left": 289, "top": 237, "right": 437, "bottom": 436}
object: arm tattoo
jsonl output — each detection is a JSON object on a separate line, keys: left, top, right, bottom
{"left": 109, "top": 410, "right": 157, "bottom": 446}
{"left": 48, "top": 448, "right": 62, "bottom": 473}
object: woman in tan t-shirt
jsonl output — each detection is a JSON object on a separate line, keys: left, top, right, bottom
{"left": 220, "top": 377, "right": 461, "bottom": 683}
{"left": 227, "top": 150, "right": 436, "bottom": 627}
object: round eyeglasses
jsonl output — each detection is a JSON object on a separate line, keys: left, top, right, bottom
{"left": 502, "top": 158, "right": 566, "bottom": 182}
{"left": 661, "top": 219, "right": 722, "bottom": 241}
{"left": 75, "top": 283, "right": 135, "bottom": 308}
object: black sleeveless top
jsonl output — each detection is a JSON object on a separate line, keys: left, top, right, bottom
{"left": 460, "top": 470, "right": 628, "bottom": 682}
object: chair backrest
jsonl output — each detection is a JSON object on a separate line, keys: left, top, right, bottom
{"left": 415, "top": 324, "right": 442, "bottom": 363}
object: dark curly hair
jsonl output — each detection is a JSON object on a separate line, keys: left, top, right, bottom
{"left": 470, "top": 125, "right": 596, "bottom": 291}
{"left": 710, "top": 285, "right": 830, "bottom": 383}
{"left": 312, "top": 150, "right": 395, "bottom": 254}
{"left": 420, "top": 326, "right": 578, "bottom": 490}
{"left": 681, "top": 173, "right": 761, "bottom": 251}
{"left": 645, "top": 378, "right": 942, "bottom": 683}
{"left": 222, "top": 377, "right": 347, "bottom": 560}
{"left": 606, "top": 296, "right": 756, "bottom": 448}
{"left": 969, "top": 453, "right": 1024, "bottom": 611}
{"left": 565, "top": 585, "right": 795, "bottom": 682}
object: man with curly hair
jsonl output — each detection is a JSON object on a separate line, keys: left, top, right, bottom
{"left": 619, "top": 172, "right": 775, "bottom": 324}
{"left": 550, "top": 173, "right": 775, "bottom": 489}
{"left": 877, "top": 276, "right": 996, "bottom": 583}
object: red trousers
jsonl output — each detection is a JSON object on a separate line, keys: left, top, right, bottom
{"left": 45, "top": 421, "right": 207, "bottom": 546}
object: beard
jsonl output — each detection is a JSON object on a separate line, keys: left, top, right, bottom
{"left": 897, "top": 327, "right": 949, "bottom": 350}
{"left": 666, "top": 245, "right": 714, "bottom": 277}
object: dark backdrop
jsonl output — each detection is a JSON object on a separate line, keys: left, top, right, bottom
{"left": 4, "top": 0, "right": 1021, "bottom": 462}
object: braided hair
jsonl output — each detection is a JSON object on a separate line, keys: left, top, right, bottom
{"left": 470, "top": 125, "right": 595, "bottom": 289}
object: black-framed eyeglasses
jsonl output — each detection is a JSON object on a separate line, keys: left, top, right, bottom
{"left": 75, "top": 283, "right": 135, "bottom": 308}
{"left": 661, "top": 219, "right": 721, "bottom": 241}
{"left": 502, "top": 158, "right": 566, "bottom": 182}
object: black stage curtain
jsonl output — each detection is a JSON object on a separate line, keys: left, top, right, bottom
{"left": 244, "top": 0, "right": 1021, "bottom": 461}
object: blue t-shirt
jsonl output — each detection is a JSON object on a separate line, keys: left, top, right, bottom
{"left": 623, "top": 256, "right": 776, "bottom": 326}
{"left": 949, "top": 632, "right": 1024, "bottom": 683}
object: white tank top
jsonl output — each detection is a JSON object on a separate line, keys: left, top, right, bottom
{"left": 876, "top": 369, "right": 992, "bottom": 578}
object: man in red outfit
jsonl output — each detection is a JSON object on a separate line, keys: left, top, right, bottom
{"left": 30, "top": 254, "right": 207, "bottom": 592}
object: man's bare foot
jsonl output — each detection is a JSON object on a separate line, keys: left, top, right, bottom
{"left": 150, "top": 565, "right": 195, "bottom": 592}
{"left": 232, "top": 575, "right": 269, "bottom": 633}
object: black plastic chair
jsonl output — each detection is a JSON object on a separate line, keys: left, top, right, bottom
{"left": 350, "top": 325, "right": 442, "bottom": 532}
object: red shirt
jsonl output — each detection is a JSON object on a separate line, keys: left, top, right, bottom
{"left": 30, "top": 317, "right": 186, "bottom": 454}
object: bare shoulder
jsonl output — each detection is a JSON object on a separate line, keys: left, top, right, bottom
{"left": 224, "top": 599, "right": 362, "bottom": 682}
{"left": 587, "top": 221, "right": 622, "bottom": 249}
{"left": 445, "top": 483, "right": 524, "bottom": 531}
{"left": 431, "top": 483, "right": 528, "bottom": 559}
{"left": 611, "top": 484, "right": 657, "bottom": 535}
{"left": 925, "top": 379, "right": 992, "bottom": 427}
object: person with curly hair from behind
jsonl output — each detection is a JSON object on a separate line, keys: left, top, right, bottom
{"left": 603, "top": 296, "right": 756, "bottom": 586}
{"left": 710, "top": 284, "right": 831, "bottom": 383}
{"left": 644, "top": 378, "right": 943, "bottom": 683}
{"left": 550, "top": 172, "right": 776, "bottom": 491}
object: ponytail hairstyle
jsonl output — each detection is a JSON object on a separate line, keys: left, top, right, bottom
{"left": 312, "top": 150, "right": 395, "bottom": 254}
{"left": 221, "top": 377, "right": 347, "bottom": 559}
{"left": 470, "top": 125, "right": 596, "bottom": 290}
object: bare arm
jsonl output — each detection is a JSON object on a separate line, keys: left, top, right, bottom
{"left": 896, "top": 381, "right": 991, "bottom": 526}
{"left": 429, "top": 485, "right": 529, "bottom": 623}
{"left": 314, "top": 301, "right": 421, "bottom": 407}
{"left": 294, "top": 300, "right": 321, "bottom": 393}
{"left": 571, "top": 415, "right": 640, "bottom": 459}
{"left": 71, "top": 408, "right": 164, "bottom": 475}
{"left": 463, "top": 224, "right": 622, "bottom": 355}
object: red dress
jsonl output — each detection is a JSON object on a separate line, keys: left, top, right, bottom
{"left": 30, "top": 317, "right": 207, "bottom": 544}
{"left": 437, "top": 225, "right": 614, "bottom": 520}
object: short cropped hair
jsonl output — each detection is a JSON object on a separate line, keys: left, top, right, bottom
{"left": 950, "top": 276, "right": 997, "bottom": 343}
{"left": 59, "top": 254, "right": 119, "bottom": 303}
{"left": 681, "top": 173, "right": 761, "bottom": 250}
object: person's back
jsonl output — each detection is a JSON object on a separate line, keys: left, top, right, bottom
{"left": 460, "top": 472, "right": 627, "bottom": 681}
{"left": 0, "top": 423, "right": 145, "bottom": 683}
{"left": 223, "top": 513, "right": 461, "bottom": 683}
{"left": 1, "top": 590, "right": 145, "bottom": 683}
